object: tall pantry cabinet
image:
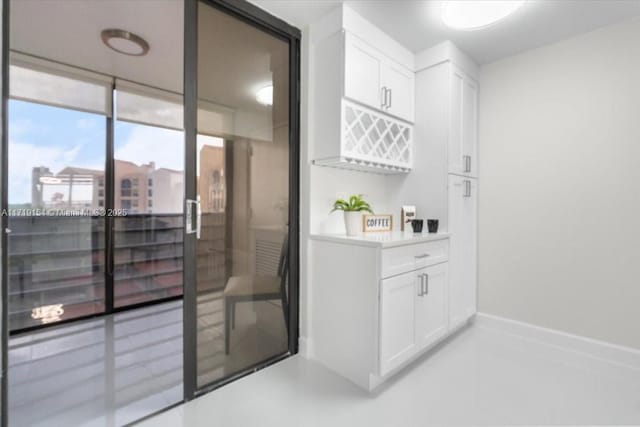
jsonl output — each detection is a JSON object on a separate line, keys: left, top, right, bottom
{"left": 415, "top": 42, "right": 479, "bottom": 330}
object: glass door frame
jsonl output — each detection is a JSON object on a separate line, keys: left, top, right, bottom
{"left": 1, "top": 0, "right": 8, "bottom": 423}
{"left": 182, "top": 0, "right": 301, "bottom": 400}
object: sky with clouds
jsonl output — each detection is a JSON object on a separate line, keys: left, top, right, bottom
{"left": 9, "top": 99, "right": 185, "bottom": 205}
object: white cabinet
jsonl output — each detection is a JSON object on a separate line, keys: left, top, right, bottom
{"left": 310, "top": 234, "right": 453, "bottom": 390}
{"left": 344, "top": 33, "right": 385, "bottom": 110}
{"left": 414, "top": 263, "right": 449, "bottom": 349}
{"left": 413, "top": 44, "right": 479, "bottom": 334}
{"left": 344, "top": 32, "right": 415, "bottom": 122}
{"left": 380, "top": 270, "right": 418, "bottom": 375}
{"left": 448, "top": 175, "right": 478, "bottom": 329}
{"left": 448, "top": 65, "right": 478, "bottom": 177}
{"left": 381, "top": 263, "right": 449, "bottom": 375}
{"left": 383, "top": 60, "right": 415, "bottom": 122}
{"left": 462, "top": 77, "right": 478, "bottom": 177}
{"left": 449, "top": 66, "right": 464, "bottom": 175}
{"left": 311, "top": 26, "right": 415, "bottom": 173}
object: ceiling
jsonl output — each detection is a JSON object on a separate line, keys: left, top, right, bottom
{"left": 10, "top": 0, "right": 286, "bottom": 117}
{"left": 250, "top": 0, "right": 640, "bottom": 64}
{"left": 10, "top": 0, "right": 184, "bottom": 92}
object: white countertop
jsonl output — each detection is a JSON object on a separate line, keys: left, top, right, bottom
{"left": 309, "top": 231, "right": 449, "bottom": 248}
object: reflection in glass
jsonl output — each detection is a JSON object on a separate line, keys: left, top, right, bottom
{"left": 196, "top": 2, "right": 290, "bottom": 387}
{"left": 8, "top": 100, "right": 106, "bottom": 330}
{"left": 114, "top": 121, "right": 184, "bottom": 307}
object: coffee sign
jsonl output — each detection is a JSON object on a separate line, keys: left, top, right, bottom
{"left": 363, "top": 214, "right": 393, "bottom": 232}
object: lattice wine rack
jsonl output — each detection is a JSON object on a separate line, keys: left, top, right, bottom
{"left": 313, "top": 100, "right": 413, "bottom": 174}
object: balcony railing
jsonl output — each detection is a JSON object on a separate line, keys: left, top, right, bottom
{"left": 8, "top": 213, "right": 226, "bottom": 331}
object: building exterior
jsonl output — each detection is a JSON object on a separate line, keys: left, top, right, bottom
{"left": 31, "top": 161, "right": 184, "bottom": 214}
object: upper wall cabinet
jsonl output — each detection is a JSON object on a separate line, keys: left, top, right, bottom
{"left": 414, "top": 41, "right": 479, "bottom": 179}
{"left": 449, "top": 65, "right": 478, "bottom": 178}
{"left": 344, "top": 33, "right": 415, "bottom": 123}
{"left": 310, "top": 5, "right": 415, "bottom": 174}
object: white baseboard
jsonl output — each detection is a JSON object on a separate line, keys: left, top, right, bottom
{"left": 475, "top": 312, "right": 640, "bottom": 370}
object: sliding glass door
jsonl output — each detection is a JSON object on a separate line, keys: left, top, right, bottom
{"left": 183, "top": 0, "right": 299, "bottom": 396}
{"left": 0, "top": 0, "right": 298, "bottom": 420}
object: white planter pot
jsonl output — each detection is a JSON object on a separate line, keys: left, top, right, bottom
{"left": 344, "top": 211, "right": 363, "bottom": 236}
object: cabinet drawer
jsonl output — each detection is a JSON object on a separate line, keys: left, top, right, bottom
{"left": 381, "top": 239, "right": 448, "bottom": 278}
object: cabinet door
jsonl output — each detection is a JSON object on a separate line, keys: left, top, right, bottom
{"left": 383, "top": 61, "right": 415, "bottom": 122}
{"left": 448, "top": 175, "right": 477, "bottom": 330}
{"left": 462, "top": 77, "right": 478, "bottom": 177}
{"left": 414, "top": 263, "right": 449, "bottom": 349}
{"left": 379, "top": 270, "right": 419, "bottom": 375}
{"left": 344, "top": 33, "right": 384, "bottom": 110}
{"left": 448, "top": 65, "right": 465, "bottom": 175}
{"left": 462, "top": 178, "right": 478, "bottom": 318}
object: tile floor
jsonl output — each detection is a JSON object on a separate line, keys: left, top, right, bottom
{"left": 8, "top": 294, "right": 288, "bottom": 427}
{"left": 139, "top": 318, "right": 640, "bottom": 427}
{"left": 8, "top": 301, "right": 183, "bottom": 427}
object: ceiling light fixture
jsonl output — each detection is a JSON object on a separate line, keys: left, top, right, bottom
{"left": 441, "top": 0, "right": 525, "bottom": 30}
{"left": 101, "top": 29, "right": 150, "bottom": 56}
{"left": 256, "top": 85, "right": 273, "bottom": 106}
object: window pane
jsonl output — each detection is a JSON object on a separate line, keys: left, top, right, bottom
{"left": 113, "top": 121, "right": 184, "bottom": 307}
{"left": 8, "top": 99, "right": 106, "bottom": 330}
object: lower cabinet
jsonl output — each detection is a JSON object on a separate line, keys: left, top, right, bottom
{"left": 380, "top": 263, "right": 449, "bottom": 376}
{"left": 310, "top": 235, "right": 459, "bottom": 391}
{"left": 380, "top": 270, "right": 418, "bottom": 375}
{"left": 414, "top": 263, "right": 449, "bottom": 349}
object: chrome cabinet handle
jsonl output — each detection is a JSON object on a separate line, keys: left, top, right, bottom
{"left": 463, "top": 180, "right": 471, "bottom": 198}
{"left": 415, "top": 253, "right": 430, "bottom": 259}
{"left": 417, "top": 274, "right": 424, "bottom": 296}
{"left": 424, "top": 273, "right": 429, "bottom": 295}
{"left": 387, "top": 88, "right": 392, "bottom": 109}
{"left": 381, "top": 86, "right": 388, "bottom": 109}
{"left": 464, "top": 155, "right": 471, "bottom": 173}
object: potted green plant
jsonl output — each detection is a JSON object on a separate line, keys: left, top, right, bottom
{"left": 331, "top": 194, "right": 374, "bottom": 236}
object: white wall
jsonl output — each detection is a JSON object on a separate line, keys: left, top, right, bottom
{"left": 479, "top": 17, "right": 640, "bottom": 350}
{"left": 309, "top": 167, "right": 393, "bottom": 234}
